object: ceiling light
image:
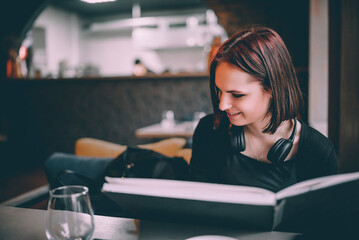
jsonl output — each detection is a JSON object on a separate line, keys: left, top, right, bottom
{"left": 80, "top": 0, "right": 117, "bottom": 4}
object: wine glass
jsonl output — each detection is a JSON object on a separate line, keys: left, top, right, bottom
{"left": 161, "top": 110, "right": 175, "bottom": 128}
{"left": 46, "top": 185, "right": 95, "bottom": 240}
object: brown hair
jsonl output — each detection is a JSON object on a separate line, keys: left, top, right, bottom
{"left": 210, "top": 25, "right": 303, "bottom": 134}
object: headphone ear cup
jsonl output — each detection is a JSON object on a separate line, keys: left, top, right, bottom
{"left": 230, "top": 126, "right": 246, "bottom": 152}
{"left": 238, "top": 127, "right": 245, "bottom": 152}
{"left": 267, "top": 139, "right": 293, "bottom": 164}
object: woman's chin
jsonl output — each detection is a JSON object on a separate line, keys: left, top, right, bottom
{"left": 227, "top": 114, "right": 244, "bottom": 125}
{"left": 228, "top": 119, "right": 245, "bottom": 126}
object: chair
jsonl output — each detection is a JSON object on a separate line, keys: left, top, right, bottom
{"left": 75, "top": 137, "right": 192, "bottom": 164}
{"left": 0, "top": 137, "right": 192, "bottom": 208}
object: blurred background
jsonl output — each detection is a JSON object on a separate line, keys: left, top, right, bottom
{"left": 19, "top": 0, "right": 228, "bottom": 78}
{"left": 0, "top": 0, "right": 358, "bottom": 203}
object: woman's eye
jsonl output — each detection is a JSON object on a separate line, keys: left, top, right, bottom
{"left": 233, "top": 93, "right": 244, "bottom": 98}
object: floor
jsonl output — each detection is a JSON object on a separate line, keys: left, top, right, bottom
{"left": 0, "top": 165, "right": 48, "bottom": 209}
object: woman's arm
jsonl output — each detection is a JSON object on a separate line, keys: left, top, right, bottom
{"left": 189, "top": 115, "right": 219, "bottom": 182}
{"left": 296, "top": 123, "right": 339, "bottom": 181}
{"left": 317, "top": 145, "right": 338, "bottom": 176}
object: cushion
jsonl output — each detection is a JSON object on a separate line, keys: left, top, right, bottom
{"left": 138, "top": 138, "right": 186, "bottom": 157}
{"left": 75, "top": 138, "right": 127, "bottom": 158}
{"left": 175, "top": 148, "right": 192, "bottom": 164}
{"left": 75, "top": 137, "right": 187, "bottom": 158}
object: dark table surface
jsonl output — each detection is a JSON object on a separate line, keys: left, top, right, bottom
{"left": 0, "top": 206, "right": 303, "bottom": 240}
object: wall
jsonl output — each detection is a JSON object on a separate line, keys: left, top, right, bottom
{"left": 156, "top": 47, "right": 206, "bottom": 73}
{"left": 0, "top": 75, "right": 211, "bottom": 174}
{"left": 80, "top": 30, "right": 134, "bottom": 76}
{"left": 33, "top": 6, "right": 81, "bottom": 77}
{"left": 33, "top": 7, "right": 136, "bottom": 77}
{"left": 338, "top": 0, "right": 359, "bottom": 172}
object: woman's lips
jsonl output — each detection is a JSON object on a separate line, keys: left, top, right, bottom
{"left": 227, "top": 112, "right": 241, "bottom": 118}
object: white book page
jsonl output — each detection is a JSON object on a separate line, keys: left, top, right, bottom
{"left": 103, "top": 177, "right": 276, "bottom": 206}
{"left": 276, "top": 171, "right": 359, "bottom": 200}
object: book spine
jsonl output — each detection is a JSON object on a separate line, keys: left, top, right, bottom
{"left": 272, "top": 199, "right": 286, "bottom": 230}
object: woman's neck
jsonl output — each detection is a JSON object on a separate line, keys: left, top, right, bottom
{"left": 244, "top": 116, "right": 271, "bottom": 137}
{"left": 243, "top": 118, "right": 294, "bottom": 162}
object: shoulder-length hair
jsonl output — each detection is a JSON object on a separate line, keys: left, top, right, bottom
{"left": 210, "top": 25, "right": 303, "bottom": 134}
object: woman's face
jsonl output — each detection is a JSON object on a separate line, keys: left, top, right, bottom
{"left": 215, "top": 62, "right": 272, "bottom": 127}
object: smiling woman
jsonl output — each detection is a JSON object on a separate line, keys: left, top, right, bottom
{"left": 189, "top": 25, "right": 338, "bottom": 193}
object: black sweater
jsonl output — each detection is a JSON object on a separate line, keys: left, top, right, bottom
{"left": 189, "top": 114, "right": 338, "bottom": 192}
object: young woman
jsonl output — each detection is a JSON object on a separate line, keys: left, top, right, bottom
{"left": 189, "top": 26, "right": 337, "bottom": 192}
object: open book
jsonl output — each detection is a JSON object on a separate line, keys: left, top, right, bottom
{"left": 102, "top": 171, "right": 359, "bottom": 231}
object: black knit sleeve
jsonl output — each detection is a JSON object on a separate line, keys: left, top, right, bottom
{"left": 316, "top": 143, "right": 338, "bottom": 176}
{"left": 189, "top": 114, "right": 220, "bottom": 183}
{"left": 296, "top": 122, "right": 338, "bottom": 181}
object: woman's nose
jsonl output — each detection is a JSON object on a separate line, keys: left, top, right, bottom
{"left": 218, "top": 95, "right": 231, "bottom": 111}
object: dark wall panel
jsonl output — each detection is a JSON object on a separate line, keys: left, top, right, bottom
{"left": 339, "top": 0, "right": 359, "bottom": 172}
{"left": 0, "top": 76, "right": 211, "bottom": 172}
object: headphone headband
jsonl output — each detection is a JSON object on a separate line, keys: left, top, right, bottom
{"left": 288, "top": 118, "right": 297, "bottom": 142}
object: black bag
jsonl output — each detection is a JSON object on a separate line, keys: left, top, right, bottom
{"left": 105, "top": 146, "right": 189, "bottom": 180}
